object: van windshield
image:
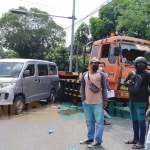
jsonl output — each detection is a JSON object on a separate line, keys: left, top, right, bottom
{"left": 0, "top": 62, "right": 24, "bottom": 77}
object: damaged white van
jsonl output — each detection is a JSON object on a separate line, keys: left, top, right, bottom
{"left": 0, "top": 59, "right": 60, "bottom": 115}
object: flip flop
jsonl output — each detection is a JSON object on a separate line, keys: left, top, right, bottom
{"left": 132, "top": 143, "right": 145, "bottom": 149}
{"left": 125, "top": 140, "right": 137, "bottom": 144}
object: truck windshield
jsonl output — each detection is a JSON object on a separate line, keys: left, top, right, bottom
{"left": 0, "top": 62, "right": 24, "bottom": 77}
{"left": 120, "top": 43, "right": 150, "bottom": 65}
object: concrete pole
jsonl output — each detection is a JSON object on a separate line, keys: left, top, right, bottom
{"left": 69, "top": 0, "right": 76, "bottom": 72}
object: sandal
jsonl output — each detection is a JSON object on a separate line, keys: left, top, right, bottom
{"left": 125, "top": 140, "right": 137, "bottom": 144}
{"left": 132, "top": 143, "right": 145, "bottom": 149}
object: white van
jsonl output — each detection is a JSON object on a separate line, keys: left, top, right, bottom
{"left": 0, "top": 59, "right": 60, "bottom": 115}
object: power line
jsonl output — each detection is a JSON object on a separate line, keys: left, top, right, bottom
{"left": 64, "top": 0, "right": 109, "bottom": 30}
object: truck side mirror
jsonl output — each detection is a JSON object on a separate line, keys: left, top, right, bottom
{"left": 114, "top": 46, "right": 120, "bottom": 56}
{"left": 23, "top": 70, "right": 30, "bottom": 77}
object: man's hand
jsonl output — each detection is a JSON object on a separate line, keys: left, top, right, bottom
{"left": 126, "top": 80, "right": 135, "bottom": 86}
{"left": 146, "top": 108, "right": 150, "bottom": 116}
{"left": 103, "top": 102, "right": 108, "bottom": 109}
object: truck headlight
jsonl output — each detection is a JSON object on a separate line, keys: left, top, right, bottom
{"left": 120, "top": 85, "right": 128, "bottom": 90}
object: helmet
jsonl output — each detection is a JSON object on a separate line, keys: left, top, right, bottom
{"left": 134, "top": 56, "right": 147, "bottom": 69}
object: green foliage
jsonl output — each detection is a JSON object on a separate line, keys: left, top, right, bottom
{"left": 6, "top": 51, "right": 20, "bottom": 58}
{"left": 116, "top": 0, "right": 150, "bottom": 39}
{"left": 0, "top": 46, "right": 10, "bottom": 58}
{"left": 89, "top": 0, "right": 129, "bottom": 40}
{"left": 0, "top": 7, "right": 66, "bottom": 59}
{"left": 74, "top": 23, "right": 90, "bottom": 54}
{"left": 45, "top": 46, "right": 69, "bottom": 71}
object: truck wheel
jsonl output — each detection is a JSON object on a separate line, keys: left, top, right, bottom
{"left": 13, "top": 96, "right": 24, "bottom": 115}
{"left": 48, "top": 89, "right": 56, "bottom": 103}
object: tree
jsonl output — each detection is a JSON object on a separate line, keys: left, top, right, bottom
{"left": 74, "top": 23, "right": 90, "bottom": 56}
{"left": 0, "top": 7, "right": 66, "bottom": 59}
{"left": 6, "top": 51, "right": 20, "bottom": 58}
{"left": 89, "top": 0, "right": 129, "bottom": 40}
{"left": 45, "top": 46, "right": 69, "bottom": 71}
{"left": 74, "top": 23, "right": 90, "bottom": 46}
{"left": 116, "top": 0, "right": 150, "bottom": 39}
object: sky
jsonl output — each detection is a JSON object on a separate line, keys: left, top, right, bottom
{"left": 0, "top": 0, "right": 109, "bottom": 46}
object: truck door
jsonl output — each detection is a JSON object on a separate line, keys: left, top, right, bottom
{"left": 22, "top": 63, "right": 39, "bottom": 103}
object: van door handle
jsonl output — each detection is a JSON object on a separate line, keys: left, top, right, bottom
{"left": 35, "top": 79, "right": 37, "bottom": 82}
{"left": 39, "top": 79, "right": 41, "bottom": 83}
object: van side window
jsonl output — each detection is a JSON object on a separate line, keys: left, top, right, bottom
{"left": 49, "top": 65, "right": 57, "bottom": 75}
{"left": 25, "top": 64, "right": 35, "bottom": 76}
{"left": 38, "top": 64, "right": 48, "bottom": 76}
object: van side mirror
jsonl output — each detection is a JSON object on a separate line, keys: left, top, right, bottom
{"left": 23, "top": 70, "right": 30, "bottom": 77}
{"left": 114, "top": 46, "right": 120, "bottom": 56}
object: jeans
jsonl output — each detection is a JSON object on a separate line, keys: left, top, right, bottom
{"left": 129, "top": 101, "right": 147, "bottom": 145}
{"left": 82, "top": 101, "right": 104, "bottom": 143}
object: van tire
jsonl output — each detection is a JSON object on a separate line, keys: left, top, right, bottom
{"left": 47, "top": 89, "right": 56, "bottom": 103}
{"left": 13, "top": 96, "right": 24, "bottom": 115}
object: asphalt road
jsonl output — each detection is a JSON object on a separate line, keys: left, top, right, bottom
{"left": 0, "top": 101, "right": 147, "bottom": 150}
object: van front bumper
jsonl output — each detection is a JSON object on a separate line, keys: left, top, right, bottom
{"left": 0, "top": 86, "right": 15, "bottom": 105}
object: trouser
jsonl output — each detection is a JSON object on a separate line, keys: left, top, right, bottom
{"left": 82, "top": 101, "right": 104, "bottom": 143}
{"left": 129, "top": 102, "right": 147, "bottom": 145}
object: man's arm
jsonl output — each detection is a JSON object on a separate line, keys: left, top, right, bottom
{"left": 81, "top": 72, "right": 87, "bottom": 102}
{"left": 124, "top": 72, "right": 133, "bottom": 87}
{"left": 100, "top": 72, "right": 108, "bottom": 103}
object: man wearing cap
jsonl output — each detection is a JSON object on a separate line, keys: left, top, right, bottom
{"left": 80, "top": 58, "right": 108, "bottom": 148}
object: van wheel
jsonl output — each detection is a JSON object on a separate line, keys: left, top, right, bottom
{"left": 13, "top": 96, "right": 24, "bottom": 115}
{"left": 47, "top": 89, "right": 56, "bottom": 103}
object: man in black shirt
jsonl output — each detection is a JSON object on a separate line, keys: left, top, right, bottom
{"left": 124, "top": 57, "right": 150, "bottom": 149}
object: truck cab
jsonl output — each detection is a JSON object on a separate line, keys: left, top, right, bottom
{"left": 90, "top": 36, "right": 150, "bottom": 99}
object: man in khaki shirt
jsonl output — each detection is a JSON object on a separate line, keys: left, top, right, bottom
{"left": 80, "top": 58, "right": 108, "bottom": 148}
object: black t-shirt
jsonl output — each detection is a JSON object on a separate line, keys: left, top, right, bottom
{"left": 124, "top": 70, "right": 150, "bottom": 103}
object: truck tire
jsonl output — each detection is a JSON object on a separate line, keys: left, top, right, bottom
{"left": 13, "top": 96, "right": 24, "bottom": 115}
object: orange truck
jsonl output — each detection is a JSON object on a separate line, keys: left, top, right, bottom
{"left": 88, "top": 35, "right": 150, "bottom": 99}
{"left": 58, "top": 35, "right": 150, "bottom": 103}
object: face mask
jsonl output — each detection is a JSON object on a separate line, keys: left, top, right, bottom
{"left": 99, "top": 67, "right": 104, "bottom": 71}
{"left": 92, "top": 65, "right": 98, "bottom": 72}
{"left": 136, "top": 65, "right": 145, "bottom": 71}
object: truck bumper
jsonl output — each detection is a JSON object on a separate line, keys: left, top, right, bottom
{"left": 115, "top": 90, "right": 129, "bottom": 99}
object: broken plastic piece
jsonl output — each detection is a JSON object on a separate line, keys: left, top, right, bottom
{"left": 48, "top": 129, "right": 53, "bottom": 134}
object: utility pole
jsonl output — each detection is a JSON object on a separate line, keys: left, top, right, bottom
{"left": 69, "top": 0, "right": 76, "bottom": 72}
{"left": 41, "top": 36, "right": 44, "bottom": 60}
